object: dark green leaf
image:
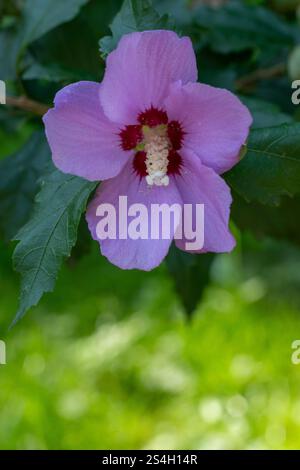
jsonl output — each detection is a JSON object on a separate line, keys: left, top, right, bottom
{"left": 225, "top": 123, "right": 300, "bottom": 206}
{"left": 12, "top": 169, "right": 97, "bottom": 324}
{"left": 166, "top": 245, "right": 214, "bottom": 316}
{"left": 0, "top": 107, "right": 26, "bottom": 137}
{"left": 239, "top": 96, "right": 293, "bottom": 129}
{"left": 194, "top": 0, "right": 298, "bottom": 54}
{"left": 19, "top": 0, "right": 88, "bottom": 47}
{"left": 232, "top": 192, "right": 300, "bottom": 247}
{"left": 22, "top": 57, "right": 86, "bottom": 82}
{"left": 99, "top": 0, "right": 173, "bottom": 58}
{"left": 23, "top": 0, "right": 123, "bottom": 83}
{"left": 0, "top": 0, "right": 88, "bottom": 80}
{"left": 0, "top": 131, "right": 50, "bottom": 241}
{"left": 153, "top": 0, "right": 191, "bottom": 26}
{"left": 0, "top": 27, "right": 20, "bottom": 80}
{"left": 254, "top": 76, "right": 295, "bottom": 114}
{"left": 288, "top": 45, "right": 300, "bottom": 81}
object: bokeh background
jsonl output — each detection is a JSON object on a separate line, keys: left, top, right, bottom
{"left": 1, "top": 0, "right": 300, "bottom": 450}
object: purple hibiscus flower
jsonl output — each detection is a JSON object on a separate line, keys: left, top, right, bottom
{"left": 43, "top": 30, "right": 252, "bottom": 271}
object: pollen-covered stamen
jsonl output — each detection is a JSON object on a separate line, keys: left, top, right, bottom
{"left": 130, "top": 109, "right": 184, "bottom": 184}
{"left": 143, "top": 125, "right": 170, "bottom": 186}
{"left": 120, "top": 125, "right": 143, "bottom": 151}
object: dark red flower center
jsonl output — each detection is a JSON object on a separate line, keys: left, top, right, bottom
{"left": 119, "top": 107, "right": 184, "bottom": 185}
{"left": 120, "top": 125, "right": 143, "bottom": 151}
{"left": 168, "top": 121, "right": 184, "bottom": 151}
{"left": 132, "top": 151, "right": 147, "bottom": 177}
{"left": 138, "top": 106, "right": 168, "bottom": 127}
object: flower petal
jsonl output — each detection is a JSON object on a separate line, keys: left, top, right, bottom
{"left": 100, "top": 30, "right": 197, "bottom": 125}
{"left": 86, "top": 160, "right": 182, "bottom": 271}
{"left": 165, "top": 82, "right": 252, "bottom": 174}
{"left": 43, "top": 81, "right": 128, "bottom": 181}
{"left": 174, "top": 149, "right": 236, "bottom": 253}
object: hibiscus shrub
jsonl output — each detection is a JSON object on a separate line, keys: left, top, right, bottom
{"left": 0, "top": 0, "right": 300, "bottom": 324}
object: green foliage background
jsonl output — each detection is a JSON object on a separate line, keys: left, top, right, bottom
{"left": 1, "top": 0, "right": 300, "bottom": 449}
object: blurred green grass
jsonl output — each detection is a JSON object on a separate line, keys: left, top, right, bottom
{"left": 1, "top": 239, "right": 300, "bottom": 449}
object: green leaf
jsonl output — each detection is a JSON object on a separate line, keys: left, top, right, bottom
{"left": 12, "top": 169, "right": 97, "bottom": 325}
{"left": 225, "top": 123, "right": 300, "bottom": 206}
{"left": 231, "top": 192, "right": 300, "bottom": 247}
{"left": 22, "top": 0, "right": 122, "bottom": 83}
{"left": 288, "top": 44, "right": 300, "bottom": 81}
{"left": 199, "top": 50, "right": 237, "bottom": 90}
{"left": 0, "top": 27, "right": 20, "bottom": 80}
{"left": 153, "top": 0, "right": 191, "bottom": 25}
{"left": 99, "top": 0, "right": 173, "bottom": 58}
{"left": 239, "top": 96, "right": 293, "bottom": 129}
{"left": 0, "top": 131, "right": 50, "bottom": 241}
{"left": 194, "top": 0, "right": 298, "bottom": 54}
{"left": 166, "top": 245, "right": 214, "bottom": 316}
{"left": 254, "top": 76, "right": 295, "bottom": 115}
{"left": 22, "top": 57, "right": 87, "bottom": 82}
{"left": 0, "top": 0, "right": 88, "bottom": 80}
{"left": 19, "top": 0, "right": 88, "bottom": 46}
{"left": 0, "top": 110, "right": 32, "bottom": 157}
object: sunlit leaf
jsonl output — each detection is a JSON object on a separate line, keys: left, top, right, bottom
{"left": 13, "top": 169, "right": 97, "bottom": 324}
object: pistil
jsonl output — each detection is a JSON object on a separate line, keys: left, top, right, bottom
{"left": 143, "top": 125, "right": 170, "bottom": 186}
